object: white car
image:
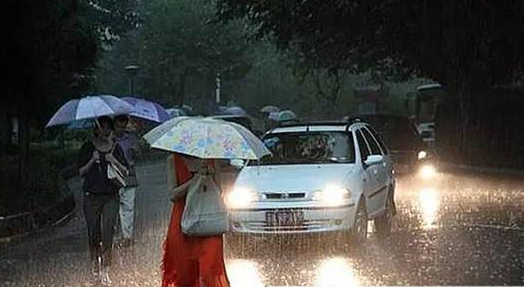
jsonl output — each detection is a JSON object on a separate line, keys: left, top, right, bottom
{"left": 226, "top": 120, "right": 396, "bottom": 244}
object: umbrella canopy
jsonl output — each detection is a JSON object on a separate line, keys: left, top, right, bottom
{"left": 225, "top": 106, "right": 247, "bottom": 116}
{"left": 260, "top": 105, "right": 280, "bottom": 113}
{"left": 46, "top": 95, "right": 135, "bottom": 127}
{"left": 268, "top": 110, "right": 297, "bottom": 123}
{"left": 178, "top": 104, "right": 193, "bottom": 116}
{"left": 66, "top": 119, "right": 94, "bottom": 130}
{"left": 144, "top": 117, "right": 271, "bottom": 160}
{"left": 121, "top": 97, "right": 170, "bottom": 123}
{"left": 215, "top": 106, "right": 229, "bottom": 115}
{"left": 143, "top": 116, "right": 191, "bottom": 145}
{"left": 268, "top": 111, "right": 280, "bottom": 121}
{"left": 166, "top": 108, "right": 187, "bottom": 118}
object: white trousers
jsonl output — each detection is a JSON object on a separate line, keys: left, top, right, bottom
{"left": 119, "top": 186, "right": 136, "bottom": 239}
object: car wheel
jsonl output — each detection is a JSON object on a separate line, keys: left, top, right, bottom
{"left": 375, "top": 191, "right": 393, "bottom": 239}
{"left": 349, "top": 200, "right": 368, "bottom": 246}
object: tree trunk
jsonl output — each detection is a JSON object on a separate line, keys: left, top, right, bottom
{"left": 175, "top": 68, "right": 189, "bottom": 106}
{"left": 0, "top": 107, "right": 8, "bottom": 158}
{"left": 17, "top": 110, "right": 31, "bottom": 192}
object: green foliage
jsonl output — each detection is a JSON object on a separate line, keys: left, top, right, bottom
{"left": 140, "top": 0, "right": 251, "bottom": 110}
{"left": 217, "top": 0, "right": 524, "bottom": 90}
{"left": 93, "top": 0, "right": 423, "bottom": 120}
{"left": 220, "top": 43, "right": 368, "bottom": 119}
{"left": 0, "top": 145, "right": 78, "bottom": 215}
{"left": 80, "top": 0, "right": 139, "bottom": 44}
{"left": 0, "top": 0, "right": 138, "bottom": 128}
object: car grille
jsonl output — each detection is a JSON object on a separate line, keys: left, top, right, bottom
{"left": 263, "top": 192, "right": 306, "bottom": 200}
{"left": 245, "top": 219, "right": 330, "bottom": 232}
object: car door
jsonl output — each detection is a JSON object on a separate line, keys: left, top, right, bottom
{"left": 362, "top": 127, "right": 390, "bottom": 215}
{"left": 355, "top": 129, "right": 381, "bottom": 214}
{"left": 366, "top": 124, "right": 394, "bottom": 177}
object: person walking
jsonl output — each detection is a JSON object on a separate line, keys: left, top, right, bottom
{"left": 77, "top": 116, "right": 129, "bottom": 286}
{"left": 113, "top": 115, "right": 141, "bottom": 247}
{"left": 161, "top": 153, "right": 230, "bottom": 287}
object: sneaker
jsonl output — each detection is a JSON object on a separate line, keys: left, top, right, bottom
{"left": 100, "top": 267, "right": 112, "bottom": 286}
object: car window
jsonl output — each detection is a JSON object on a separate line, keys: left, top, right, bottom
{"left": 362, "top": 127, "right": 383, "bottom": 155}
{"left": 256, "top": 131, "right": 356, "bottom": 165}
{"left": 356, "top": 130, "right": 370, "bottom": 162}
{"left": 360, "top": 116, "right": 421, "bottom": 149}
{"left": 365, "top": 125, "right": 389, "bottom": 155}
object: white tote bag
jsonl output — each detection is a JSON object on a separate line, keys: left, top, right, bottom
{"left": 181, "top": 174, "right": 230, "bottom": 236}
{"left": 107, "top": 162, "right": 127, "bottom": 188}
{"left": 106, "top": 145, "right": 128, "bottom": 188}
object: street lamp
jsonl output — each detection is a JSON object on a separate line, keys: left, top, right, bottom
{"left": 125, "top": 65, "right": 140, "bottom": 95}
{"left": 215, "top": 73, "right": 221, "bottom": 104}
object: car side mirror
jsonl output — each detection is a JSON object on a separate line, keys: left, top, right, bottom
{"left": 364, "top": 155, "right": 384, "bottom": 167}
{"left": 230, "top": 159, "right": 246, "bottom": 169}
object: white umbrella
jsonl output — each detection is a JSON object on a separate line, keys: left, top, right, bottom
{"left": 260, "top": 105, "right": 280, "bottom": 113}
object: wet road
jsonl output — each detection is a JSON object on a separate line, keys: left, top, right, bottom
{"left": 2, "top": 159, "right": 524, "bottom": 286}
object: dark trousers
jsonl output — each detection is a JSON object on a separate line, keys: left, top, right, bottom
{"left": 83, "top": 192, "right": 119, "bottom": 267}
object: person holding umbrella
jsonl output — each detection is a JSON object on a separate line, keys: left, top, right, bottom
{"left": 77, "top": 116, "right": 128, "bottom": 285}
{"left": 113, "top": 115, "right": 141, "bottom": 248}
{"left": 143, "top": 117, "right": 271, "bottom": 287}
{"left": 46, "top": 95, "right": 134, "bottom": 286}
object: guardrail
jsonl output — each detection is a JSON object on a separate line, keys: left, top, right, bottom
{"left": 0, "top": 167, "right": 77, "bottom": 243}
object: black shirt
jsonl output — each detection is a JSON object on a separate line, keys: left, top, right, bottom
{"left": 77, "top": 141, "right": 128, "bottom": 195}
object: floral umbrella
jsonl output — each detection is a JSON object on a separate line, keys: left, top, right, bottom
{"left": 143, "top": 117, "right": 270, "bottom": 160}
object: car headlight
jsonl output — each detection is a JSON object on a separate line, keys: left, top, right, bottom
{"left": 226, "top": 187, "right": 258, "bottom": 209}
{"left": 418, "top": 150, "right": 428, "bottom": 160}
{"left": 419, "top": 164, "right": 437, "bottom": 179}
{"left": 312, "top": 185, "right": 351, "bottom": 207}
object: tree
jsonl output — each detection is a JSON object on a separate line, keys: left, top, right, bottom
{"left": 135, "top": 0, "right": 251, "bottom": 111}
{"left": 218, "top": 1, "right": 524, "bottom": 88}
{"left": 217, "top": 0, "right": 524, "bottom": 158}
{"left": 0, "top": 0, "right": 137, "bottom": 190}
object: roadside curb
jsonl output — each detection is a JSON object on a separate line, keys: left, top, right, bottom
{"left": 0, "top": 168, "right": 77, "bottom": 244}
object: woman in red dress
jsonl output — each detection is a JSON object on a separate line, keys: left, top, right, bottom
{"left": 162, "top": 153, "right": 230, "bottom": 287}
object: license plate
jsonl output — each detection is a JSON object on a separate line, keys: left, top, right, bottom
{"left": 266, "top": 210, "right": 304, "bottom": 227}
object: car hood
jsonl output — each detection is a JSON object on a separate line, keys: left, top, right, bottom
{"left": 234, "top": 164, "right": 356, "bottom": 192}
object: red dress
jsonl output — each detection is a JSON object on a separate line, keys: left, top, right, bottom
{"left": 162, "top": 154, "right": 230, "bottom": 287}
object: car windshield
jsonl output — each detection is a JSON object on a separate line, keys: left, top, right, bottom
{"left": 253, "top": 131, "right": 355, "bottom": 165}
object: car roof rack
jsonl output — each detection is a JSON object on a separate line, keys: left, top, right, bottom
{"left": 276, "top": 120, "right": 351, "bottom": 128}
{"left": 268, "top": 120, "right": 358, "bottom": 133}
{"left": 342, "top": 116, "right": 364, "bottom": 124}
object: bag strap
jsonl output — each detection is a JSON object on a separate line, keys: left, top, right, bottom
{"left": 109, "top": 142, "right": 117, "bottom": 155}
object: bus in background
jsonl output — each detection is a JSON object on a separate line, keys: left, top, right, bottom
{"left": 415, "top": 83, "right": 445, "bottom": 147}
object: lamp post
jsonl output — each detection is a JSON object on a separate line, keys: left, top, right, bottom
{"left": 215, "top": 73, "right": 221, "bottom": 104}
{"left": 125, "top": 65, "right": 140, "bottom": 95}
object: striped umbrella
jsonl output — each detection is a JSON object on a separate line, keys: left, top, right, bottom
{"left": 46, "top": 95, "right": 135, "bottom": 127}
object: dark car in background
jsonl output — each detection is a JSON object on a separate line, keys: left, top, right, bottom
{"left": 211, "top": 114, "right": 264, "bottom": 137}
{"left": 350, "top": 114, "right": 436, "bottom": 176}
